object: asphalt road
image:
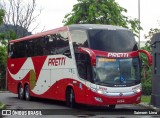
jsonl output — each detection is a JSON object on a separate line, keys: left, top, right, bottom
{"left": 0, "top": 92, "right": 159, "bottom": 118}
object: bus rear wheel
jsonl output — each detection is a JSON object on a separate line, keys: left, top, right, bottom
{"left": 18, "top": 84, "right": 24, "bottom": 100}
{"left": 24, "top": 84, "right": 31, "bottom": 101}
{"left": 66, "top": 88, "right": 75, "bottom": 108}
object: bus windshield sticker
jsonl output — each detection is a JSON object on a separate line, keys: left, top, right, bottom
{"left": 98, "top": 58, "right": 116, "bottom": 62}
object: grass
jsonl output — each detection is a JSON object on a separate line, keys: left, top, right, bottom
{"left": 141, "top": 96, "right": 151, "bottom": 103}
{"left": 0, "top": 101, "right": 6, "bottom": 109}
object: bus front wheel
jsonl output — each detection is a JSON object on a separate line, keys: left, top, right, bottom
{"left": 66, "top": 88, "right": 75, "bottom": 108}
{"left": 18, "top": 84, "right": 24, "bottom": 100}
{"left": 24, "top": 84, "right": 31, "bottom": 101}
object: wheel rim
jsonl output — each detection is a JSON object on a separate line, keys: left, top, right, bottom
{"left": 25, "top": 86, "right": 29, "bottom": 99}
{"left": 19, "top": 85, "right": 23, "bottom": 99}
{"left": 25, "top": 85, "right": 30, "bottom": 100}
{"left": 70, "top": 90, "right": 73, "bottom": 104}
{"left": 69, "top": 89, "right": 74, "bottom": 107}
{"left": 66, "top": 89, "right": 75, "bottom": 108}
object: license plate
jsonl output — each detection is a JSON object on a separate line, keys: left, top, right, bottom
{"left": 117, "top": 99, "right": 125, "bottom": 103}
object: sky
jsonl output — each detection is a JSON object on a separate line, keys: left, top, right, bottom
{"left": 32, "top": 0, "right": 160, "bottom": 41}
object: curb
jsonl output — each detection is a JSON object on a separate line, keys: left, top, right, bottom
{"left": 138, "top": 102, "right": 160, "bottom": 112}
{"left": 0, "top": 91, "right": 9, "bottom": 93}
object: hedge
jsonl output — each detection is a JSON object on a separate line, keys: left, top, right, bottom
{"left": 142, "top": 82, "right": 152, "bottom": 95}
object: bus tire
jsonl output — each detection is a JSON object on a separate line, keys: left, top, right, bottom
{"left": 18, "top": 84, "right": 24, "bottom": 100}
{"left": 24, "top": 84, "right": 31, "bottom": 101}
{"left": 109, "top": 105, "right": 116, "bottom": 109}
{"left": 66, "top": 88, "right": 75, "bottom": 108}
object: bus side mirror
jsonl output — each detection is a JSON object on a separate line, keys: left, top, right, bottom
{"left": 138, "top": 50, "right": 152, "bottom": 66}
{"left": 78, "top": 47, "right": 96, "bottom": 66}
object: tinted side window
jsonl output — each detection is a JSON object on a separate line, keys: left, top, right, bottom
{"left": 42, "top": 34, "right": 57, "bottom": 55}
{"left": 70, "top": 30, "right": 88, "bottom": 52}
{"left": 26, "top": 40, "right": 34, "bottom": 57}
{"left": 9, "top": 41, "right": 27, "bottom": 58}
{"left": 8, "top": 43, "right": 14, "bottom": 58}
{"left": 9, "top": 31, "right": 71, "bottom": 58}
{"left": 70, "top": 30, "right": 92, "bottom": 81}
{"left": 42, "top": 32, "right": 71, "bottom": 57}
{"left": 32, "top": 38, "right": 44, "bottom": 56}
{"left": 56, "top": 32, "right": 71, "bottom": 58}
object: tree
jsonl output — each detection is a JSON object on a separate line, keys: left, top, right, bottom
{"left": 0, "top": 24, "right": 31, "bottom": 42}
{"left": 140, "top": 25, "right": 160, "bottom": 95}
{"left": 142, "top": 24, "right": 160, "bottom": 69}
{"left": 0, "top": 46, "right": 6, "bottom": 80}
{"left": 0, "top": 9, "right": 6, "bottom": 90}
{"left": 0, "top": 9, "right": 5, "bottom": 25}
{"left": 144, "top": 28, "right": 160, "bottom": 40}
{"left": 0, "top": 0, "right": 42, "bottom": 38}
{"left": 0, "top": 9, "right": 6, "bottom": 45}
{"left": 63, "top": 0, "right": 141, "bottom": 37}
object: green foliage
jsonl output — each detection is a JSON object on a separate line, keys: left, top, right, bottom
{"left": 0, "top": 9, "right": 5, "bottom": 25}
{"left": 0, "top": 8, "right": 7, "bottom": 90}
{"left": 63, "top": 0, "right": 141, "bottom": 37}
{"left": 140, "top": 27, "right": 158, "bottom": 95}
{"left": 0, "top": 46, "right": 6, "bottom": 79}
{"left": 141, "top": 96, "right": 151, "bottom": 103}
{"left": 144, "top": 28, "right": 160, "bottom": 39}
{"left": 142, "top": 25, "right": 160, "bottom": 96}
{"left": 140, "top": 42, "right": 152, "bottom": 95}
{"left": 0, "top": 101, "right": 6, "bottom": 109}
{"left": 142, "top": 81, "right": 152, "bottom": 95}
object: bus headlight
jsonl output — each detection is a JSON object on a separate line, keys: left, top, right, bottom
{"left": 90, "top": 88, "right": 106, "bottom": 95}
{"left": 133, "top": 88, "right": 141, "bottom": 94}
{"left": 90, "top": 87, "right": 97, "bottom": 92}
{"left": 136, "top": 89, "right": 141, "bottom": 93}
{"left": 132, "top": 85, "right": 141, "bottom": 94}
{"left": 97, "top": 89, "right": 103, "bottom": 94}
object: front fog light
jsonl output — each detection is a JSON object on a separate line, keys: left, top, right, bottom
{"left": 94, "top": 97, "right": 103, "bottom": 102}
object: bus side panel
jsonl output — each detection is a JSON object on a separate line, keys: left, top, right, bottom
{"left": 29, "top": 78, "right": 68, "bottom": 101}
{"left": 7, "top": 58, "right": 27, "bottom": 94}
{"left": 7, "top": 71, "right": 18, "bottom": 94}
{"left": 29, "top": 78, "right": 87, "bottom": 104}
{"left": 26, "top": 55, "right": 74, "bottom": 100}
{"left": 7, "top": 72, "right": 30, "bottom": 94}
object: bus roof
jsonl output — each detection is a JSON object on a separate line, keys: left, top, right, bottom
{"left": 68, "top": 24, "right": 128, "bottom": 31}
{"left": 9, "top": 24, "right": 128, "bottom": 43}
{"left": 9, "top": 26, "right": 68, "bottom": 43}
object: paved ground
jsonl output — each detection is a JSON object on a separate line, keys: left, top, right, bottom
{"left": 0, "top": 92, "right": 159, "bottom": 118}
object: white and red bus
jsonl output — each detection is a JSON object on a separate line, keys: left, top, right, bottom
{"left": 7, "top": 24, "right": 152, "bottom": 108}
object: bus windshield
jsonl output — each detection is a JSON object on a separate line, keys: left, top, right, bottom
{"left": 88, "top": 29, "right": 138, "bottom": 52}
{"left": 93, "top": 57, "right": 140, "bottom": 87}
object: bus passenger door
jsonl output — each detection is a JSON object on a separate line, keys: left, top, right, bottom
{"left": 75, "top": 53, "right": 92, "bottom": 104}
